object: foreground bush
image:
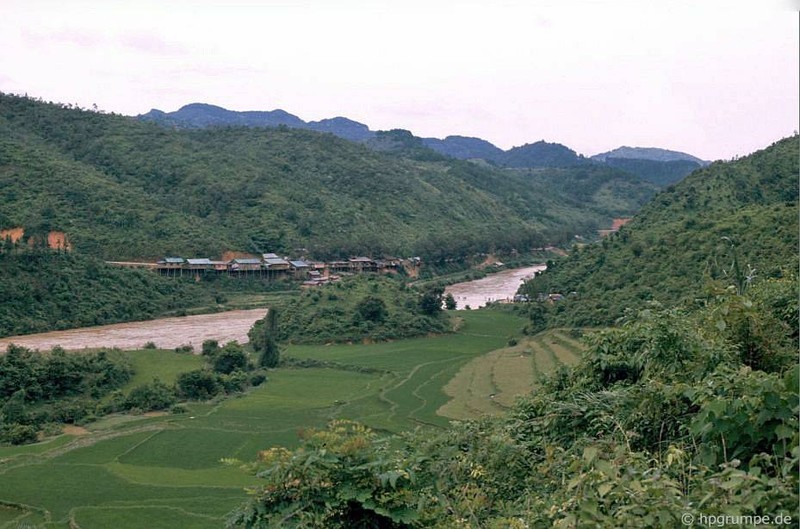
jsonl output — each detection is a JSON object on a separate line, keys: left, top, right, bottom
{"left": 228, "top": 283, "right": 798, "bottom": 527}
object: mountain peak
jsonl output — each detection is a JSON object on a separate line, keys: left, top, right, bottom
{"left": 592, "top": 146, "right": 708, "bottom": 165}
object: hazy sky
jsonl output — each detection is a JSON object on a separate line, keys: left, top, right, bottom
{"left": 1, "top": 0, "right": 797, "bottom": 160}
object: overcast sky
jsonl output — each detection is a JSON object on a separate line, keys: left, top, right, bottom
{"left": 1, "top": 0, "right": 797, "bottom": 160}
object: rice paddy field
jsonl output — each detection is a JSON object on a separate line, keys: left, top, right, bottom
{"left": 0, "top": 309, "right": 586, "bottom": 529}
{"left": 437, "top": 329, "right": 584, "bottom": 419}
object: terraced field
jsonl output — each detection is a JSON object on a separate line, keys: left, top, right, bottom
{"left": 0, "top": 309, "right": 525, "bottom": 529}
{"left": 437, "top": 329, "right": 584, "bottom": 419}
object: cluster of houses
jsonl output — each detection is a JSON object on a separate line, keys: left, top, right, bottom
{"left": 151, "top": 253, "right": 415, "bottom": 287}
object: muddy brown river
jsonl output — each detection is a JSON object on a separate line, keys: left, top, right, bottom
{"left": 0, "top": 265, "right": 544, "bottom": 352}
{"left": 444, "top": 264, "right": 546, "bottom": 310}
{"left": 0, "top": 309, "right": 267, "bottom": 353}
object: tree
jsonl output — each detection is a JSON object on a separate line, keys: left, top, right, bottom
{"left": 249, "top": 308, "right": 280, "bottom": 368}
{"left": 418, "top": 286, "right": 444, "bottom": 316}
{"left": 444, "top": 293, "right": 457, "bottom": 310}
{"left": 524, "top": 303, "right": 548, "bottom": 335}
{"left": 1, "top": 390, "right": 28, "bottom": 424}
{"left": 176, "top": 370, "right": 221, "bottom": 400}
{"left": 211, "top": 342, "right": 248, "bottom": 374}
{"left": 201, "top": 339, "right": 220, "bottom": 356}
{"left": 355, "top": 296, "right": 388, "bottom": 323}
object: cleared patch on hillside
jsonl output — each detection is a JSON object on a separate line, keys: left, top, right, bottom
{"left": 437, "top": 329, "right": 584, "bottom": 420}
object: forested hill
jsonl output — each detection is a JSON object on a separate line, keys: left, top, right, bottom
{"left": 522, "top": 135, "right": 799, "bottom": 326}
{"left": 0, "top": 93, "right": 656, "bottom": 261}
{"left": 140, "top": 103, "right": 707, "bottom": 185}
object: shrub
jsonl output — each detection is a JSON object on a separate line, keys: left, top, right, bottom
{"left": 170, "top": 404, "right": 188, "bottom": 414}
{"left": 211, "top": 342, "right": 248, "bottom": 374}
{"left": 201, "top": 339, "right": 220, "bottom": 356}
{"left": 250, "top": 372, "right": 268, "bottom": 386}
{"left": 176, "top": 370, "right": 221, "bottom": 401}
{"left": 126, "top": 379, "right": 177, "bottom": 411}
{"left": 0, "top": 423, "right": 38, "bottom": 445}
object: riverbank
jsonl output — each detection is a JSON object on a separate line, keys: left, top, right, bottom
{"left": 0, "top": 308, "right": 267, "bottom": 353}
{"left": 0, "top": 262, "right": 548, "bottom": 353}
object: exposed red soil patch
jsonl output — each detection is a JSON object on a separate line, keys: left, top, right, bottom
{"left": 611, "top": 218, "right": 632, "bottom": 230}
{"left": 476, "top": 254, "right": 501, "bottom": 269}
{"left": 1, "top": 227, "right": 71, "bottom": 250}
{"left": 0, "top": 227, "right": 24, "bottom": 243}
{"left": 47, "top": 231, "right": 71, "bottom": 250}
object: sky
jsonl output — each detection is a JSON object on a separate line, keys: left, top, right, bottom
{"left": 1, "top": 0, "right": 797, "bottom": 161}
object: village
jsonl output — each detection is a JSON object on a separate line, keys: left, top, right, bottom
{"left": 107, "top": 253, "right": 422, "bottom": 287}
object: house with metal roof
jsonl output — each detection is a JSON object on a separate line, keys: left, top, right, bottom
{"left": 264, "top": 257, "right": 290, "bottom": 270}
{"left": 158, "top": 257, "right": 185, "bottom": 265}
{"left": 230, "top": 258, "right": 263, "bottom": 271}
{"left": 289, "top": 260, "right": 311, "bottom": 278}
{"left": 349, "top": 257, "right": 377, "bottom": 272}
{"left": 186, "top": 258, "right": 214, "bottom": 272}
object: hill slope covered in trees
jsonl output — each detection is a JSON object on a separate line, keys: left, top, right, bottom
{"left": 0, "top": 93, "right": 656, "bottom": 261}
{"left": 521, "top": 135, "right": 799, "bottom": 326}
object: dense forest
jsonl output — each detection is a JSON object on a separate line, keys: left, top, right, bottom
{"left": 520, "top": 135, "right": 799, "bottom": 327}
{"left": 0, "top": 93, "right": 656, "bottom": 262}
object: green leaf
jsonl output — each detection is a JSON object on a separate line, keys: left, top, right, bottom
{"left": 597, "top": 482, "right": 614, "bottom": 498}
{"left": 583, "top": 446, "right": 599, "bottom": 464}
{"left": 774, "top": 423, "right": 794, "bottom": 440}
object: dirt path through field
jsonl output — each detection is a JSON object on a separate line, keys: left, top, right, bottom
{"left": 0, "top": 309, "right": 267, "bottom": 353}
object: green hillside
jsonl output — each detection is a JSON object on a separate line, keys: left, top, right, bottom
{"left": 0, "top": 251, "right": 220, "bottom": 337}
{"left": 0, "top": 93, "right": 655, "bottom": 262}
{"left": 521, "top": 135, "right": 799, "bottom": 326}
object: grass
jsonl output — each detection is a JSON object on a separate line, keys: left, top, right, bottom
{"left": 121, "top": 349, "right": 206, "bottom": 391}
{"left": 72, "top": 506, "right": 224, "bottom": 529}
{"left": 437, "top": 328, "right": 585, "bottom": 420}
{"left": 0, "top": 308, "right": 531, "bottom": 528}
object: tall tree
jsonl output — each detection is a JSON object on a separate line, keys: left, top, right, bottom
{"left": 251, "top": 308, "right": 280, "bottom": 368}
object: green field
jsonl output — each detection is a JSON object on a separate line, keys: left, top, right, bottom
{"left": 437, "top": 329, "right": 584, "bottom": 419}
{"left": 0, "top": 309, "right": 529, "bottom": 528}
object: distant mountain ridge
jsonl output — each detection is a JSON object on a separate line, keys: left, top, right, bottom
{"left": 138, "top": 103, "right": 705, "bottom": 182}
{"left": 139, "top": 103, "right": 375, "bottom": 142}
{"left": 589, "top": 147, "right": 709, "bottom": 187}
{"left": 591, "top": 146, "right": 709, "bottom": 165}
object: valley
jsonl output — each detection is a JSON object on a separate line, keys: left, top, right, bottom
{"left": 0, "top": 91, "right": 796, "bottom": 528}
{"left": 0, "top": 309, "right": 535, "bottom": 529}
